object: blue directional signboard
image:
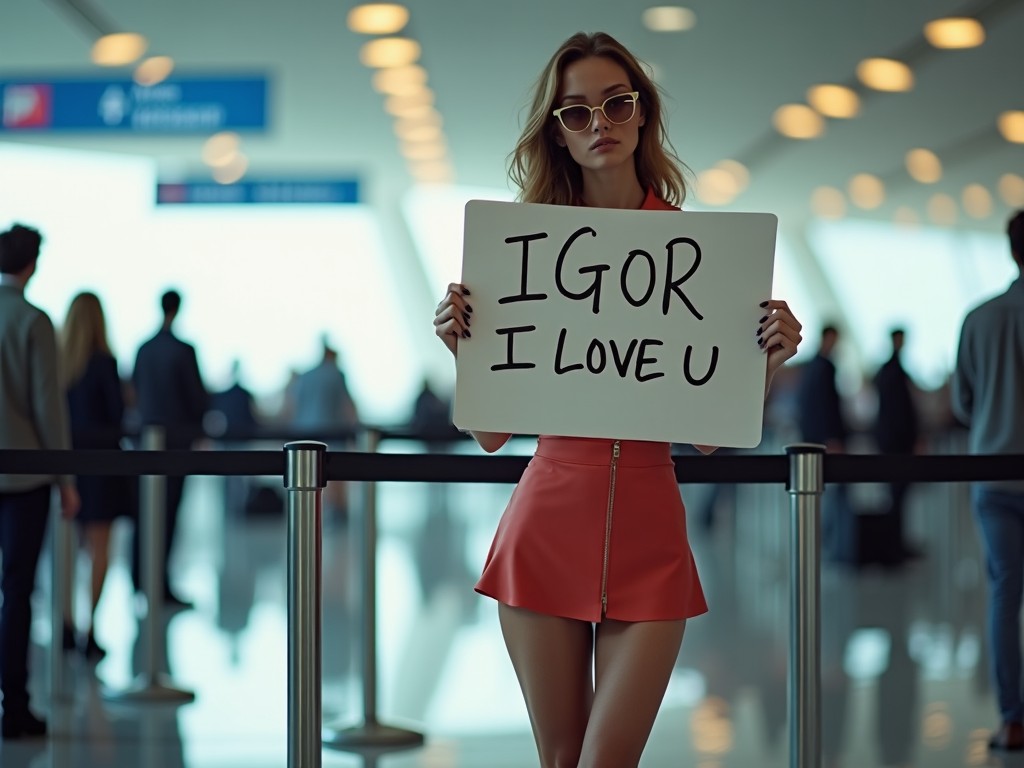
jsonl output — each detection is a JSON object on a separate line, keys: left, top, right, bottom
{"left": 0, "top": 75, "right": 268, "bottom": 133}
{"left": 156, "top": 179, "right": 361, "bottom": 205}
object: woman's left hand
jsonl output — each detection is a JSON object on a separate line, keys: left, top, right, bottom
{"left": 757, "top": 299, "right": 802, "bottom": 380}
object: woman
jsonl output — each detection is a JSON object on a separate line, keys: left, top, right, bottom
{"left": 61, "top": 291, "right": 133, "bottom": 661}
{"left": 433, "top": 32, "right": 802, "bottom": 767}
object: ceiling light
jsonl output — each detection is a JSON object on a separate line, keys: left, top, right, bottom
{"left": 360, "top": 37, "right": 421, "bottom": 68}
{"left": 905, "top": 148, "right": 942, "bottom": 183}
{"left": 212, "top": 152, "right": 248, "bottom": 185}
{"left": 848, "top": 173, "right": 885, "bottom": 209}
{"left": 714, "top": 160, "right": 749, "bottom": 192}
{"left": 202, "top": 132, "right": 240, "bottom": 167}
{"left": 410, "top": 160, "right": 455, "bottom": 184}
{"left": 998, "top": 111, "right": 1024, "bottom": 143}
{"left": 372, "top": 65, "right": 427, "bottom": 96}
{"left": 385, "top": 90, "right": 434, "bottom": 117}
{"left": 772, "top": 104, "right": 825, "bottom": 139}
{"left": 924, "top": 17, "right": 985, "bottom": 49}
{"left": 856, "top": 58, "right": 914, "bottom": 92}
{"left": 962, "top": 184, "right": 993, "bottom": 219}
{"left": 927, "top": 193, "right": 957, "bottom": 225}
{"left": 401, "top": 141, "right": 447, "bottom": 161}
{"left": 695, "top": 168, "right": 739, "bottom": 206}
{"left": 347, "top": 4, "right": 410, "bottom": 34}
{"left": 998, "top": 174, "right": 1024, "bottom": 207}
{"left": 811, "top": 186, "right": 846, "bottom": 219}
{"left": 642, "top": 6, "right": 697, "bottom": 32}
{"left": 806, "top": 84, "right": 860, "bottom": 118}
{"left": 134, "top": 56, "right": 174, "bottom": 87}
{"left": 395, "top": 121, "right": 443, "bottom": 143}
{"left": 894, "top": 207, "right": 919, "bottom": 226}
{"left": 91, "top": 33, "right": 148, "bottom": 67}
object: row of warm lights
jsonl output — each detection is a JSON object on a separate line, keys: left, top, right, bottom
{"left": 90, "top": 32, "right": 175, "bottom": 87}
{"left": 810, "top": 172, "right": 1024, "bottom": 225}
{"left": 348, "top": 4, "right": 454, "bottom": 184}
{"left": 202, "top": 131, "right": 248, "bottom": 184}
{"left": 771, "top": 16, "right": 1007, "bottom": 141}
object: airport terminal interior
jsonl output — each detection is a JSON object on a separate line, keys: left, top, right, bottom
{"left": 2, "top": 0, "right": 1024, "bottom": 765}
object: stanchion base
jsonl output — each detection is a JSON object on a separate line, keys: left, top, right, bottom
{"left": 101, "top": 673, "right": 196, "bottom": 704}
{"left": 322, "top": 722, "right": 425, "bottom": 751}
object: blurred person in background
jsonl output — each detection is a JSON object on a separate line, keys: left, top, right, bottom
{"left": 873, "top": 327, "right": 923, "bottom": 562}
{"left": 60, "top": 291, "right": 135, "bottom": 661}
{"left": 953, "top": 210, "right": 1024, "bottom": 753}
{"left": 131, "top": 289, "right": 208, "bottom": 609}
{"left": 0, "top": 223, "right": 79, "bottom": 739}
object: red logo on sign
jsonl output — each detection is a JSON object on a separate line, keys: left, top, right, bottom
{"left": 3, "top": 85, "right": 52, "bottom": 129}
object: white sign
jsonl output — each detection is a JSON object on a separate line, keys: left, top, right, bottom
{"left": 453, "top": 200, "right": 777, "bottom": 448}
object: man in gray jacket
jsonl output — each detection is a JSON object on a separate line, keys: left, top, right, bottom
{"left": 0, "top": 223, "right": 79, "bottom": 739}
{"left": 953, "top": 210, "right": 1024, "bottom": 752}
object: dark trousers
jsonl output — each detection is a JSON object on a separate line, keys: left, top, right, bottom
{"left": 131, "top": 475, "right": 186, "bottom": 595}
{"left": 0, "top": 485, "right": 51, "bottom": 715}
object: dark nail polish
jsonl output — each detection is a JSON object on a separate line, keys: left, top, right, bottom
{"left": 759, "top": 315, "right": 768, "bottom": 324}
{"left": 462, "top": 312, "right": 470, "bottom": 324}
{"left": 758, "top": 338, "right": 765, "bottom": 347}
{"left": 461, "top": 288, "right": 472, "bottom": 296}
{"left": 464, "top": 330, "right": 472, "bottom": 339}
{"left": 756, "top": 327, "right": 763, "bottom": 337}
{"left": 465, "top": 303, "right": 473, "bottom": 312}
{"left": 759, "top": 301, "right": 769, "bottom": 308}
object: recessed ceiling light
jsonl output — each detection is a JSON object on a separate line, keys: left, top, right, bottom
{"left": 372, "top": 65, "right": 428, "bottom": 96}
{"left": 695, "top": 168, "right": 739, "bottom": 206}
{"left": 806, "top": 84, "right": 860, "bottom": 119}
{"left": 924, "top": 17, "right": 985, "bottom": 49}
{"left": 202, "top": 132, "right": 241, "bottom": 167}
{"left": 91, "top": 33, "right": 148, "bottom": 67}
{"left": 962, "top": 184, "right": 993, "bottom": 219}
{"left": 811, "top": 186, "right": 846, "bottom": 219}
{"left": 856, "top": 58, "right": 914, "bottom": 92}
{"left": 401, "top": 141, "right": 447, "bottom": 161}
{"left": 410, "top": 159, "right": 455, "bottom": 184}
{"left": 905, "top": 149, "right": 942, "bottom": 183}
{"left": 714, "top": 160, "right": 749, "bottom": 192}
{"left": 385, "top": 90, "right": 435, "bottom": 117}
{"left": 642, "top": 6, "right": 697, "bottom": 32}
{"left": 212, "top": 152, "right": 248, "bottom": 185}
{"left": 348, "top": 4, "right": 410, "bottom": 35}
{"left": 848, "top": 173, "right": 885, "bottom": 209}
{"left": 360, "top": 37, "right": 421, "bottom": 68}
{"left": 927, "top": 193, "right": 958, "bottom": 225}
{"left": 998, "top": 173, "right": 1024, "bottom": 207}
{"left": 134, "top": 56, "right": 174, "bottom": 86}
{"left": 772, "top": 104, "right": 825, "bottom": 139}
{"left": 998, "top": 111, "right": 1024, "bottom": 143}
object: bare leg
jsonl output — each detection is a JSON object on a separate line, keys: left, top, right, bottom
{"left": 579, "top": 618, "right": 687, "bottom": 768}
{"left": 82, "top": 522, "right": 112, "bottom": 631}
{"left": 498, "top": 604, "right": 594, "bottom": 768}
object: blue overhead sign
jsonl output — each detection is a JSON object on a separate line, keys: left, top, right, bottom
{"left": 0, "top": 75, "right": 268, "bottom": 133}
{"left": 156, "top": 179, "right": 361, "bottom": 205}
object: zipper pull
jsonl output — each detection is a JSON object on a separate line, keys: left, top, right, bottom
{"left": 612, "top": 440, "right": 620, "bottom": 459}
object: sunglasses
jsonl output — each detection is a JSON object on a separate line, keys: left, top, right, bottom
{"left": 552, "top": 91, "right": 640, "bottom": 133}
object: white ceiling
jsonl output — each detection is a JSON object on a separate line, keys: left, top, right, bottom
{"left": 4, "top": 0, "right": 1023, "bottom": 234}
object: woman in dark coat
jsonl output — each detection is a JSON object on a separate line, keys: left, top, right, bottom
{"left": 60, "top": 292, "right": 133, "bottom": 659}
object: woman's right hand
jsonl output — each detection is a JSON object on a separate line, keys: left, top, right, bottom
{"left": 433, "top": 282, "right": 473, "bottom": 358}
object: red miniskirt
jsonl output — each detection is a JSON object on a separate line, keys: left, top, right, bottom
{"left": 475, "top": 436, "right": 708, "bottom": 623}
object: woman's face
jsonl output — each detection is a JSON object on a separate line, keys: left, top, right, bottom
{"left": 553, "top": 56, "right": 645, "bottom": 174}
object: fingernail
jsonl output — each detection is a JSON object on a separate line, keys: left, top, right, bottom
{"left": 759, "top": 315, "right": 768, "bottom": 323}
{"left": 756, "top": 327, "right": 763, "bottom": 337}
{"left": 462, "top": 312, "right": 471, "bottom": 324}
{"left": 462, "top": 288, "right": 472, "bottom": 296}
{"left": 465, "top": 303, "right": 474, "bottom": 312}
{"left": 758, "top": 338, "right": 765, "bottom": 348}
{"left": 464, "top": 330, "right": 472, "bottom": 339}
{"left": 759, "top": 301, "right": 769, "bottom": 308}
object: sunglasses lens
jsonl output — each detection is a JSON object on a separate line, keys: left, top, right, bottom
{"left": 604, "top": 94, "right": 636, "bottom": 123}
{"left": 560, "top": 106, "right": 591, "bottom": 132}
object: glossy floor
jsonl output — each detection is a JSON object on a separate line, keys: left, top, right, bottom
{"left": 0, "top": 444, "right": 1017, "bottom": 767}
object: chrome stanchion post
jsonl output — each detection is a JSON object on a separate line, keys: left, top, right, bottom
{"left": 785, "top": 444, "right": 825, "bottom": 768}
{"left": 49, "top": 500, "right": 75, "bottom": 702}
{"left": 285, "top": 440, "right": 327, "bottom": 768}
{"left": 104, "top": 426, "right": 195, "bottom": 704}
{"left": 323, "top": 428, "right": 425, "bottom": 751}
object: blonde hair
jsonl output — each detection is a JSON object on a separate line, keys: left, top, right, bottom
{"left": 509, "top": 31, "right": 689, "bottom": 207}
{"left": 60, "top": 292, "right": 112, "bottom": 388}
